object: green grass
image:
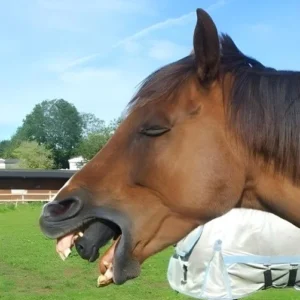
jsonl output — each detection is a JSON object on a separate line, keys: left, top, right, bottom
{"left": 0, "top": 204, "right": 299, "bottom": 300}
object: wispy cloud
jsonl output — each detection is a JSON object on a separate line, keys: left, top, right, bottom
{"left": 113, "top": 12, "right": 195, "bottom": 49}
{"left": 59, "top": 67, "right": 122, "bottom": 84}
{"left": 46, "top": 54, "right": 102, "bottom": 73}
{"left": 248, "top": 23, "right": 272, "bottom": 34}
{"left": 114, "top": 0, "right": 229, "bottom": 48}
{"left": 54, "top": 65, "right": 146, "bottom": 123}
{"left": 58, "top": 0, "right": 229, "bottom": 72}
{"left": 28, "top": 0, "right": 154, "bottom": 33}
{"left": 147, "top": 40, "right": 190, "bottom": 61}
{"left": 122, "top": 40, "right": 143, "bottom": 55}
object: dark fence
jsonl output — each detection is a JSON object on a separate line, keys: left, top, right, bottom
{"left": 0, "top": 170, "right": 76, "bottom": 203}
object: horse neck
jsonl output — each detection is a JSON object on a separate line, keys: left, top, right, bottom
{"left": 242, "top": 163, "right": 300, "bottom": 228}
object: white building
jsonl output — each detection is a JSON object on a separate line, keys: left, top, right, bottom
{"left": 0, "top": 158, "right": 20, "bottom": 169}
{"left": 68, "top": 156, "right": 85, "bottom": 170}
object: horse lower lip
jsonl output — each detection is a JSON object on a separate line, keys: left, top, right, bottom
{"left": 89, "top": 246, "right": 99, "bottom": 262}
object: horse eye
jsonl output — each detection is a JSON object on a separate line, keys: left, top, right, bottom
{"left": 140, "top": 126, "right": 170, "bottom": 137}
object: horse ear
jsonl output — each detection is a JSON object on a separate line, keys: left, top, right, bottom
{"left": 193, "top": 8, "right": 220, "bottom": 84}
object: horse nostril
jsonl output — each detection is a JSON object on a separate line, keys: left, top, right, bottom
{"left": 49, "top": 203, "right": 67, "bottom": 216}
{"left": 75, "top": 237, "right": 98, "bottom": 261}
{"left": 75, "top": 240, "right": 86, "bottom": 256}
{"left": 42, "top": 197, "right": 82, "bottom": 219}
{"left": 76, "top": 243, "right": 84, "bottom": 252}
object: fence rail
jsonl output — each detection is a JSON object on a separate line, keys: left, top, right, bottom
{"left": 0, "top": 192, "right": 57, "bottom": 205}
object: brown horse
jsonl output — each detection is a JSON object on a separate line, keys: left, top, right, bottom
{"left": 39, "top": 8, "right": 300, "bottom": 286}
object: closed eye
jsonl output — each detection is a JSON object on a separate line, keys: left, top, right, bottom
{"left": 140, "top": 126, "right": 170, "bottom": 137}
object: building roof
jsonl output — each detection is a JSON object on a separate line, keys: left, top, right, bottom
{"left": 0, "top": 169, "right": 76, "bottom": 190}
{"left": 0, "top": 169, "right": 76, "bottom": 178}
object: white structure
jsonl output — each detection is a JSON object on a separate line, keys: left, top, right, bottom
{"left": 68, "top": 156, "right": 85, "bottom": 170}
{"left": 0, "top": 158, "right": 19, "bottom": 169}
{"left": 0, "top": 158, "right": 5, "bottom": 169}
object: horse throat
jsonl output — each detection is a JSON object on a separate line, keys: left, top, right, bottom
{"left": 239, "top": 167, "right": 300, "bottom": 229}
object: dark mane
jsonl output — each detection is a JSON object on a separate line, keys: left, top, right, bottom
{"left": 127, "top": 55, "right": 196, "bottom": 112}
{"left": 221, "top": 34, "right": 300, "bottom": 183}
{"left": 128, "top": 34, "right": 300, "bottom": 183}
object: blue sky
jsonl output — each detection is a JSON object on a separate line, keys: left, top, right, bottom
{"left": 1, "top": 0, "right": 300, "bottom": 140}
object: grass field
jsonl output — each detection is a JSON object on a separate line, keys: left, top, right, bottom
{"left": 0, "top": 204, "right": 299, "bottom": 300}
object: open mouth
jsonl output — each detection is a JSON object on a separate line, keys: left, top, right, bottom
{"left": 55, "top": 219, "right": 122, "bottom": 286}
{"left": 39, "top": 199, "right": 141, "bottom": 286}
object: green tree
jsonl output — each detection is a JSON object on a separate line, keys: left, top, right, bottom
{"left": 76, "top": 128, "right": 112, "bottom": 161}
{"left": 75, "top": 116, "right": 122, "bottom": 161}
{"left": 0, "top": 123, "right": 29, "bottom": 159}
{"left": 13, "top": 141, "right": 54, "bottom": 169}
{"left": 0, "top": 140, "right": 11, "bottom": 158}
{"left": 18, "top": 99, "right": 83, "bottom": 168}
{"left": 80, "top": 112, "right": 105, "bottom": 137}
{"left": 109, "top": 117, "right": 122, "bottom": 132}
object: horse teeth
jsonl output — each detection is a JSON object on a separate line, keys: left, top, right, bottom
{"left": 104, "top": 266, "right": 113, "bottom": 278}
{"left": 64, "top": 248, "right": 71, "bottom": 258}
{"left": 59, "top": 252, "right": 67, "bottom": 261}
{"left": 97, "top": 273, "right": 113, "bottom": 287}
{"left": 97, "top": 264, "right": 113, "bottom": 287}
{"left": 74, "top": 232, "right": 84, "bottom": 241}
{"left": 58, "top": 248, "right": 71, "bottom": 261}
{"left": 97, "top": 275, "right": 107, "bottom": 287}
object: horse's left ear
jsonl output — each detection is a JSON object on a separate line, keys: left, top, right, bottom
{"left": 193, "top": 8, "right": 220, "bottom": 84}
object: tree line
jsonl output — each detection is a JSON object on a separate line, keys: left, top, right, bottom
{"left": 0, "top": 99, "right": 122, "bottom": 169}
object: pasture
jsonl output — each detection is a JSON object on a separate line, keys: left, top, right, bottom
{"left": 0, "top": 204, "right": 298, "bottom": 300}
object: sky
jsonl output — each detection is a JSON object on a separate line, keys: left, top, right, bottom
{"left": 1, "top": 0, "right": 300, "bottom": 140}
